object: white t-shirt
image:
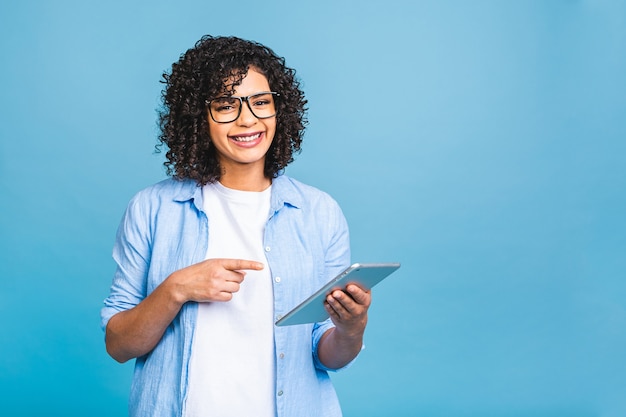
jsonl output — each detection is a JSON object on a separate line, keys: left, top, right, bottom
{"left": 185, "top": 181, "right": 275, "bottom": 417}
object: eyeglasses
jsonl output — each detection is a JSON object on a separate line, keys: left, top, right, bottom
{"left": 205, "top": 91, "right": 279, "bottom": 124}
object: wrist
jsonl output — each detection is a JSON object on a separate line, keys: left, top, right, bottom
{"left": 162, "top": 271, "right": 188, "bottom": 307}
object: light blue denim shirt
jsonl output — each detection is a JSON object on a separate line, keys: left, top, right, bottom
{"left": 101, "top": 174, "right": 353, "bottom": 417}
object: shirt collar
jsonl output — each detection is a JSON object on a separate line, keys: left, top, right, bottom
{"left": 170, "top": 174, "right": 303, "bottom": 212}
{"left": 270, "top": 174, "right": 302, "bottom": 211}
{"left": 170, "top": 179, "right": 204, "bottom": 217}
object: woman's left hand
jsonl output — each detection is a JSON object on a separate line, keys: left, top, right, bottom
{"left": 324, "top": 284, "right": 371, "bottom": 338}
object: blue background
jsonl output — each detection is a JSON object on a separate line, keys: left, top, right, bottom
{"left": 1, "top": 1, "right": 625, "bottom": 416}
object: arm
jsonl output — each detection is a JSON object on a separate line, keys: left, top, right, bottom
{"left": 105, "top": 258, "right": 264, "bottom": 363}
{"left": 316, "top": 284, "right": 371, "bottom": 369}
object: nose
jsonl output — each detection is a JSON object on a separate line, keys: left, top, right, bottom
{"left": 236, "top": 99, "right": 258, "bottom": 126}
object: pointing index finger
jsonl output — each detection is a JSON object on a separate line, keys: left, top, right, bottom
{"left": 222, "top": 258, "right": 265, "bottom": 272}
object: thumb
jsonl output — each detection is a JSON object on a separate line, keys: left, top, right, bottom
{"left": 346, "top": 284, "right": 370, "bottom": 304}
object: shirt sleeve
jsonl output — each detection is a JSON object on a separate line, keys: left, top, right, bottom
{"left": 311, "top": 194, "right": 360, "bottom": 372}
{"left": 100, "top": 192, "right": 152, "bottom": 332}
{"left": 311, "top": 319, "right": 363, "bottom": 372}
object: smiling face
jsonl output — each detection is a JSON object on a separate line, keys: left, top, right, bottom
{"left": 207, "top": 68, "right": 276, "bottom": 187}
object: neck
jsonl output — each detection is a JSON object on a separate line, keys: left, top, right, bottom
{"left": 220, "top": 176, "right": 271, "bottom": 192}
{"left": 219, "top": 168, "right": 271, "bottom": 192}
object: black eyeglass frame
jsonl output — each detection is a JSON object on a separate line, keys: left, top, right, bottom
{"left": 205, "top": 91, "right": 280, "bottom": 124}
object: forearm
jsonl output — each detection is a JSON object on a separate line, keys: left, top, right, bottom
{"left": 105, "top": 277, "right": 185, "bottom": 363}
{"left": 316, "top": 327, "right": 364, "bottom": 370}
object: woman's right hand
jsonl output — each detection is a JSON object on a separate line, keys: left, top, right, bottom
{"left": 105, "top": 258, "right": 264, "bottom": 363}
{"left": 168, "top": 258, "right": 265, "bottom": 304}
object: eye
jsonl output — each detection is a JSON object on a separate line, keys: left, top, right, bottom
{"left": 211, "top": 98, "right": 239, "bottom": 113}
{"left": 216, "top": 104, "right": 234, "bottom": 112}
{"left": 251, "top": 94, "right": 273, "bottom": 107}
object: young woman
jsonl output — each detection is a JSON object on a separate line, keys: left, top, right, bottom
{"left": 101, "top": 35, "right": 371, "bottom": 417}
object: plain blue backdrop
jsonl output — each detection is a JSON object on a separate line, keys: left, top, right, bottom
{"left": 1, "top": 1, "right": 625, "bottom": 416}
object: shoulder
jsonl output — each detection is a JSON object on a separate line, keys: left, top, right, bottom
{"left": 272, "top": 175, "right": 348, "bottom": 236}
{"left": 127, "top": 178, "right": 198, "bottom": 208}
{"left": 273, "top": 175, "right": 340, "bottom": 210}
{"left": 116, "top": 178, "right": 202, "bottom": 242}
{"left": 121, "top": 178, "right": 199, "bottom": 224}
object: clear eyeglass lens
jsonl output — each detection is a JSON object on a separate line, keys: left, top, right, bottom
{"left": 209, "top": 92, "right": 276, "bottom": 123}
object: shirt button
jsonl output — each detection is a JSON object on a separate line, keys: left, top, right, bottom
{"left": 279, "top": 353, "right": 285, "bottom": 359}
{"left": 275, "top": 276, "right": 281, "bottom": 283}
{"left": 265, "top": 246, "right": 271, "bottom": 252}
{"left": 277, "top": 390, "right": 283, "bottom": 396}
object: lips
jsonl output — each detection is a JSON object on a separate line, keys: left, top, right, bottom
{"left": 228, "top": 131, "right": 265, "bottom": 148}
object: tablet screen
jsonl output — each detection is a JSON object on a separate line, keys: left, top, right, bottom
{"left": 275, "top": 262, "right": 401, "bottom": 326}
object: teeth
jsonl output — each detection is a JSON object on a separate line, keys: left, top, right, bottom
{"left": 234, "top": 133, "right": 261, "bottom": 142}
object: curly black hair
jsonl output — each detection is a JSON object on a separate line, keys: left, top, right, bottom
{"left": 156, "top": 35, "right": 308, "bottom": 185}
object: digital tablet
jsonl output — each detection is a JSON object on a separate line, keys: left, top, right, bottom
{"left": 275, "top": 262, "right": 401, "bottom": 326}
